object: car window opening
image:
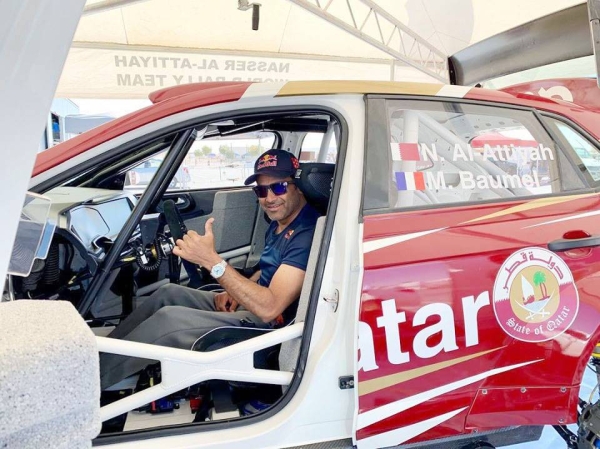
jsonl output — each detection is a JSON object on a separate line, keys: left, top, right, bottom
{"left": 10, "top": 109, "right": 341, "bottom": 436}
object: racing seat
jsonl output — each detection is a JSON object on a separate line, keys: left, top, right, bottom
{"left": 191, "top": 161, "right": 334, "bottom": 336}
{"left": 191, "top": 326, "right": 281, "bottom": 418}
{"left": 191, "top": 162, "right": 334, "bottom": 350}
{"left": 279, "top": 215, "right": 325, "bottom": 382}
{"left": 185, "top": 163, "right": 333, "bottom": 417}
{"left": 190, "top": 216, "right": 327, "bottom": 418}
{"left": 295, "top": 162, "right": 335, "bottom": 215}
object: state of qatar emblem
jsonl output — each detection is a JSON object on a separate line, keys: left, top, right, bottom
{"left": 492, "top": 246, "right": 579, "bottom": 342}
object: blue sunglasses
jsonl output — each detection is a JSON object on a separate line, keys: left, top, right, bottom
{"left": 253, "top": 181, "right": 295, "bottom": 198}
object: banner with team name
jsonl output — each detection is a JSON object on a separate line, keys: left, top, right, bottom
{"left": 55, "top": 47, "right": 404, "bottom": 99}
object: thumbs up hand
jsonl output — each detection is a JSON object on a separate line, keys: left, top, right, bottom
{"left": 173, "top": 217, "right": 220, "bottom": 268}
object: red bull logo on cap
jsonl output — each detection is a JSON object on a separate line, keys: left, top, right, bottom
{"left": 257, "top": 155, "right": 278, "bottom": 170}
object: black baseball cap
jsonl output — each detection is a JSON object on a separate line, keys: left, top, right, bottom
{"left": 244, "top": 149, "right": 300, "bottom": 185}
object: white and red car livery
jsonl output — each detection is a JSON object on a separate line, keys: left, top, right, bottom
{"left": 11, "top": 78, "right": 600, "bottom": 449}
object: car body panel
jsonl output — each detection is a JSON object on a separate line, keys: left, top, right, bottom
{"left": 21, "top": 80, "right": 600, "bottom": 448}
{"left": 500, "top": 78, "right": 600, "bottom": 113}
{"left": 357, "top": 191, "right": 600, "bottom": 446}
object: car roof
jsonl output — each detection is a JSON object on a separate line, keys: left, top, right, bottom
{"left": 33, "top": 80, "right": 598, "bottom": 178}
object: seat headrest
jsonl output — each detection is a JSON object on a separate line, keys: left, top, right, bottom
{"left": 295, "top": 163, "right": 334, "bottom": 215}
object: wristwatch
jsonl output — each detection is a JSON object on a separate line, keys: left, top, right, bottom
{"left": 210, "top": 260, "right": 228, "bottom": 279}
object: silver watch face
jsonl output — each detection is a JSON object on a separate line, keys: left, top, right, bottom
{"left": 212, "top": 263, "right": 226, "bottom": 278}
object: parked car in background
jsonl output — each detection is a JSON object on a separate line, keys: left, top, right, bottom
{"left": 574, "top": 147, "right": 600, "bottom": 180}
{"left": 220, "top": 162, "right": 245, "bottom": 181}
{"left": 125, "top": 157, "right": 191, "bottom": 191}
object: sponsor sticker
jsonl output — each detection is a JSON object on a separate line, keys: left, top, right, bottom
{"left": 493, "top": 247, "right": 578, "bottom": 342}
{"left": 395, "top": 171, "right": 426, "bottom": 191}
{"left": 390, "top": 143, "right": 421, "bottom": 161}
{"left": 389, "top": 141, "right": 554, "bottom": 191}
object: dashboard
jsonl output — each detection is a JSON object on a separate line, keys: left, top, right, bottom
{"left": 10, "top": 187, "right": 145, "bottom": 305}
{"left": 69, "top": 197, "right": 134, "bottom": 252}
{"left": 45, "top": 187, "right": 137, "bottom": 254}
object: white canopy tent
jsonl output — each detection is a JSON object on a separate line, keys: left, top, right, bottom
{"left": 56, "top": 0, "right": 584, "bottom": 99}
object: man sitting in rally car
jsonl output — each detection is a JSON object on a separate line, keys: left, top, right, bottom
{"left": 100, "top": 149, "right": 320, "bottom": 389}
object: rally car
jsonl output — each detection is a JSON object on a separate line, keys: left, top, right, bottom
{"left": 5, "top": 74, "right": 600, "bottom": 449}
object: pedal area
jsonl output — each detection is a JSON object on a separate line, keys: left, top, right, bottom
{"left": 124, "top": 399, "right": 194, "bottom": 431}
{"left": 100, "top": 363, "right": 278, "bottom": 434}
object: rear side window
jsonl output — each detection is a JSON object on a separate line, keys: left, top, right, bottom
{"left": 124, "top": 132, "right": 276, "bottom": 193}
{"left": 363, "top": 99, "right": 586, "bottom": 212}
{"left": 186, "top": 132, "right": 276, "bottom": 189}
{"left": 545, "top": 117, "right": 600, "bottom": 183}
{"left": 301, "top": 131, "right": 338, "bottom": 163}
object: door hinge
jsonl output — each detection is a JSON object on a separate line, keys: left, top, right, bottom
{"left": 323, "top": 289, "right": 339, "bottom": 312}
{"left": 339, "top": 375, "right": 354, "bottom": 390}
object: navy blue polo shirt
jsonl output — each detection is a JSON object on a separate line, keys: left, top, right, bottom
{"left": 258, "top": 203, "right": 320, "bottom": 322}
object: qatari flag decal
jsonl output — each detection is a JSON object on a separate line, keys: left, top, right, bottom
{"left": 390, "top": 143, "right": 420, "bottom": 161}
